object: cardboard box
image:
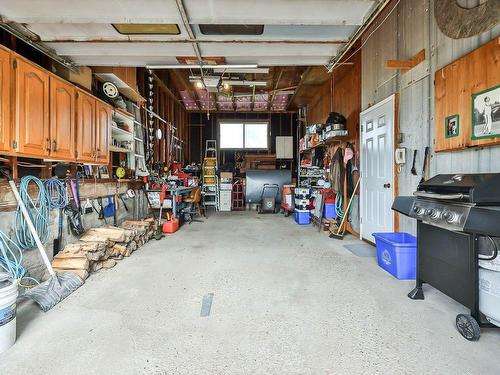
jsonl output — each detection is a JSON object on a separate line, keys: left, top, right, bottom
{"left": 53, "top": 65, "right": 93, "bottom": 91}
{"left": 220, "top": 172, "right": 233, "bottom": 179}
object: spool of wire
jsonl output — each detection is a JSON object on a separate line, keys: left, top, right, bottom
{"left": 15, "top": 176, "right": 50, "bottom": 249}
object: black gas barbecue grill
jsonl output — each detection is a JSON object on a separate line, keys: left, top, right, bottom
{"left": 392, "top": 173, "right": 500, "bottom": 341}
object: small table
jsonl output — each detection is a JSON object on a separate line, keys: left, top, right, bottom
{"left": 168, "top": 186, "right": 195, "bottom": 218}
{"left": 146, "top": 186, "right": 195, "bottom": 218}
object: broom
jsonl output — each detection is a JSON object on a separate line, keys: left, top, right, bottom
{"left": 329, "top": 179, "right": 360, "bottom": 240}
{"left": 1, "top": 169, "right": 83, "bottom": 311}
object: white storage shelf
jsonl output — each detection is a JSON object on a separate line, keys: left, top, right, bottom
{"left": 111, "top": 109, "right": 136, "bottom": 171}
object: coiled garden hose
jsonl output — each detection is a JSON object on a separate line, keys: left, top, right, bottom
{"left": 0, "top": 229, "right": 39, "bottom": 286}
{"left": 44, "top": 178, "right": 68, "bottom": 209}
{"left": 335, "top": 194, "right": 344, "bottom": 220}
{"left": 15, "top": 176, "right": 50, "bottom": 250}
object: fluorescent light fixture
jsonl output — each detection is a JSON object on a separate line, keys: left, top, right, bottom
{"left": 189, "top": 76, "right": 267, "bottom": 87}
{"left": 213, "top": 68, "right": 269, "bottom": 74}
{"left": 146, "top": 64, "right": 258, "bottom": 69}
{"left": 223, "top": 80, "right": 267, "bottom": 87}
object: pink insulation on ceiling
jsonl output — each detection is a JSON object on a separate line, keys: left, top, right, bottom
{"left": 235, "top": 95, "right": 252, "bottom": 111}
{"left": 216, "top": 94, "right": 234, "bottom": 111}
{"left": 180, "top": 90, "right": 199, "bottom": 111}
{"left": 270, "top": 92, "right": 290, "bottom": 111}
{"left": 180, "top": 90, "right": 291, "bottom": 112}
{"left": 253, "top": 93, "right": 269, "bottom": 111}
{"left": 195, "top": 90, "right": 216, "bottom": 111}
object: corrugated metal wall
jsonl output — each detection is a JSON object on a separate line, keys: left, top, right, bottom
{"left": 361, "top": 0, "right": 500, "bottom": 234}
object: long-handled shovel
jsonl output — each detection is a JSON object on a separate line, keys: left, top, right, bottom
{"left": 1, "top": 170, "right": 84, "bottom": 311}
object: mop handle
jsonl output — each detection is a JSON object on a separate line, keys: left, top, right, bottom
{"left": 9, "top": 180, "right": 55, "bottom": 277}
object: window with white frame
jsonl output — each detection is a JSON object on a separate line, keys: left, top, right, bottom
{"left": 219, "top": 121, "right": 268, "bottom": 149}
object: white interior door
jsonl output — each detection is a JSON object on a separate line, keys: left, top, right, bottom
{"left": 360, "top": 94, "right": 395, "bottom": 242}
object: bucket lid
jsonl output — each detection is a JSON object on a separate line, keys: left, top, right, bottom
{"left": 0, "top": 273, "right": 14, "bottom": 289}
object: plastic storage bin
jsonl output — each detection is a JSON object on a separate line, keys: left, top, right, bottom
{"left": 372, "top": 232, "right": 417, "bottom": 280}
{"left": 323, "top": 203, "right": 336, "bottom": 219}
{"left": 294, "top": 209, "right": 311, "bottom": 225}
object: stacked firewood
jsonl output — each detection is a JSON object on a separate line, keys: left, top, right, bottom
{"left": 51, "top": 218, "right": 157, "bottom": 280}
{"left": 321, "top": 218, "right": 339, "bottom": 235}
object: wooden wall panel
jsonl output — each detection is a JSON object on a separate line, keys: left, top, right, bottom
{"left": 307, "top": 79, "right": 332, "bottom": 124}
{"left": 305, "top": 51, "right": 361, "bottom": 144}
{"left": 435, "top": 38, "right": 499, "bottom": 152}
{"left": 333, "top": 51, "right": 362, "bottom": 143}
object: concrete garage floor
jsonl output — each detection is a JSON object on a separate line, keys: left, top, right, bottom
{"left": 1, "top": 212, "right": 499, "bottom": 374}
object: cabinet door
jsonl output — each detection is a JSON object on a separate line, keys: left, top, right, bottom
{"left": 0, "top": 48, "right": 11, "bottom": 152}
{"left": 15, "top": 58, "right": 50, "bottom": 156}
{"left": 95, "top": 100, "right": 111, "bottom": 164}
{"left": 76, "top": 90, "right": 95, "bottom": 162}
{"left": 50, "top": 76, "right": 75, "bottom": 160}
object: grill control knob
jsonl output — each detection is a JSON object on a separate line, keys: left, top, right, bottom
{"left": 423, "top": 208, "right": 440, "bottom": 219}
{"left": 429, "top": 208, "right": 440, "bottom": 219}
{"left": 413, "top": 206, "right": 424, "bottom": 216}
{"left": 443, "top": 210, "right": 458, "bottom": 223}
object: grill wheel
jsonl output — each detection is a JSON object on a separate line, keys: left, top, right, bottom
{"left": 456, "top": 314, "right": 481, "bottom": 341}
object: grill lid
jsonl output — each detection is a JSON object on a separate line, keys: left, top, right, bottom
{"left": 417, "top": 173, "right": 500, "bottom": 205}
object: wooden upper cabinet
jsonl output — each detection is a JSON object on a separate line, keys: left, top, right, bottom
{"left": 95, "top": 100, "right": 111, "bottom": 164}
{"left": 76, "top": 89, "right": 96, "bottom": 162}
{"left": 15, "top": 58, "right": 50, "bottom": 157}
{"left": 0, "top": 48, "right": 11, "bottom": 152}
{"left": 49, "top": 76, "right": 75, "bottom": 160}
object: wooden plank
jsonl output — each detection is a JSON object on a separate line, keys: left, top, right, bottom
{"left": 435, "top": 38, "right": 499, "bottom": 152}
{"left": 52, "top": 257, "right": 89, "bottom": 270}
{"left": 384, "top": 49, "right": 425, "bottom": 71}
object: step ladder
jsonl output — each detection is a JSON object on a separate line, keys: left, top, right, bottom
{"left": 202, "top": 140, "right": 219, "bottom": 210}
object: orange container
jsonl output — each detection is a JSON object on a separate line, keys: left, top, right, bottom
{"left": 162, "top": 218, "right": 179, "bottom": 233}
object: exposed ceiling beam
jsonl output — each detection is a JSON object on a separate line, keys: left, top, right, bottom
{"left": 147, "top": 64, "right": 258, "bottom": 69}
{"left": 174, "top": 0, "right": 202, "bottom": 61}
{"left": 43, "top": 39, "right": 347, "bottom": 44}
{"left": 170, "top": 69, "right": 192, "bottom": 92}
{"left": 151, "top": 72, "right": 182, "bottom": 106}
{"left": 269, "top": 67, "right": 284, "bottom": 104}
{"left": 287, "top": 66, "right": 312, "bottom": 110}
{"left": 327, "top": 0, "right": 394, "bottom": 72}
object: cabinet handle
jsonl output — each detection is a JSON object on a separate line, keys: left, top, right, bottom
{"left": 52, "top": 140, "right": 57, "bottom": 152}
{"left": 46, "top": 138, "right": 51, "bottom": 152}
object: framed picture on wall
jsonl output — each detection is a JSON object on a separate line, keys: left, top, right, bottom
{"left": 445, "top": 114, "right": 459, "bottom": 138}
{"left": 98, "top": 166, "right": 110, "bottom": 179}
{"left": 472, "top": 84, "right": 500, "bottom": 140}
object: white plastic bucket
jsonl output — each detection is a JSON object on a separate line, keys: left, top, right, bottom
{"left": 0, "top": 275, "right": 18, "bottom": 354}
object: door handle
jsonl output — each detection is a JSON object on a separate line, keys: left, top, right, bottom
{"left": 383, "top": 183, "right": 391, "bottom": 188}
